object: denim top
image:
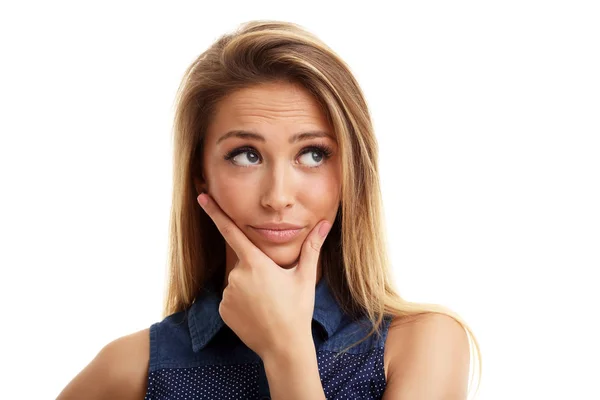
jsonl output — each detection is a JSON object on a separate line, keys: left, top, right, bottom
{"left": 144, "top": 276, "right": 393, "bottom": 399}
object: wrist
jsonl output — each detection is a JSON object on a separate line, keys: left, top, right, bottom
{"left": 261, "top": 334, "right": 315, "bottom": 366}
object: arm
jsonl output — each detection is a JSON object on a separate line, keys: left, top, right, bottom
{"left": 382, "top": 313, "right": 471, "bottom": 400}
{"left": 56, "top": 328, "right": 150, "bottom": 400}
{"left": 261, "top": 337, "right": 327, "bottom": 400}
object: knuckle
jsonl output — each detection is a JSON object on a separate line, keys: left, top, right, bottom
{"left": 218, "top": 302, "right": 227, "bottom": 320}
{"left": 221, "top": 222, "right": 235, "bottom": 237}
{"left": 309, "top": 239, "right": 322, "bottom": 253}
{"left": 228, "top": 268, "right": 244, "bottom": 287}
{"left": 228, "top": 269, "right": 238, "bottom": 284}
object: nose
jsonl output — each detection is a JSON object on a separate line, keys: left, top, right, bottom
{"left": 260, "top": 160, "right": 295, "bottom": 211}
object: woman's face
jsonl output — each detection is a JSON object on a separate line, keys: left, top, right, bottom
{"left": 196, "top": 81, "right": 341, "bottom": 271}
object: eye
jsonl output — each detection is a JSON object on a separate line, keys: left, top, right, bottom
{"left": 297, "top": 145, "right": 333, "bottom": 168}
{"left": 224, "top": 146, "right": 261, "bottom": 167}
{"left": 224, "top": 144, "right": 334, "bottom": 168}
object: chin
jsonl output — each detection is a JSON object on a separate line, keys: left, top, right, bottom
{"left": 260, "top": 245, "right": 301, "bottom": 268}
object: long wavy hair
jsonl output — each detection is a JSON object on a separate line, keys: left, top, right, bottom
{"left": 162, "top": 20, "right": 481, "bottom": 397}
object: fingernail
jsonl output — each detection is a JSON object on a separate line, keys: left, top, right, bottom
{"left": 319, "top": 221, "right": 331, "bottom": 238}
{"left": 198, "top": 193, "right": 208, "bottom": 207}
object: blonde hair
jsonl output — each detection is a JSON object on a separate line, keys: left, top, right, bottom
{"left": 163, "top": 20, "right": 481, "bottom": 398}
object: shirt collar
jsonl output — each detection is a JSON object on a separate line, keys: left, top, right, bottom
{"left": 188, "top": 275, "right": 345, "bottom": 352}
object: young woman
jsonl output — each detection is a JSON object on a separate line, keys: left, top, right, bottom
{"left": 58, "top": 20, "right": 481, "bottom": 400}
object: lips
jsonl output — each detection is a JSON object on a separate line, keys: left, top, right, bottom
{"left": 251, "top": 226, "right": 303, "bottom": 243}
{"left": 252, "top": 222, "right": 303, "bottom": 230}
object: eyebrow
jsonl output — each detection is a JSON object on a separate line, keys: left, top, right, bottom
{"left": 216, "top": 130, "right": 335, "bottom": 145}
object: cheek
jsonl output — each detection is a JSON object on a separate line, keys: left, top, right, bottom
{"left": 206, "top": 161, "right": 341, "bottom": 217}
{"left": 207, "top": 169, "right": 257, "bottom": 218}
{"left": 304, "top": 173, "right": 341, "bottom": 213}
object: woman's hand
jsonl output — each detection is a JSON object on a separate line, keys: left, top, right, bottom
{"left": 197, "top": 193, "right": 332, "bottom": 360}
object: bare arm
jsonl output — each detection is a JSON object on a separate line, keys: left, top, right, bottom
{"left": 56, "top": 328, "right": 150, "bottom": 400}
{"left": 382, "top": 313, "right": 471, "bottom": 400}
{"left": 261, "top": 337, "right": 327, "bottom": 400}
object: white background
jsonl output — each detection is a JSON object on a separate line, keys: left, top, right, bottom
{"left": 1, "top": 1, "right": 598, "bottom": 399}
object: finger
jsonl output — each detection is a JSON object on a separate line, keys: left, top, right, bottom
{"left": 297, "top": 220, "right": 331, "bottom": 279}
{"left": 197, "top": 193, "right": 256, "bottom": 261}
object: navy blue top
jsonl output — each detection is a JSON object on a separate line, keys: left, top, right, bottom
{"left": 144, "top": 276, "right": 393, "bottom": 399}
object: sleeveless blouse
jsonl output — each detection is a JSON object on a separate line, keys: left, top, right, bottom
{"left": 144, "top": 276, "right": 393, "bottom": 399}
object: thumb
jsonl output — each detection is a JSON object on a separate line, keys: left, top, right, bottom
{"left": 297, "top": 220, "right": 331, "bottom": 279}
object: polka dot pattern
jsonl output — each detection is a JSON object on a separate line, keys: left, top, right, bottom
{"left": 144, "top": 347, "right": 387, "bottom": 400}
{"left": 145, "top": 364, "right": 260, "bottom": 400}
{"left": 318, "top": 348, "right": 387, "bottom": 399}
{"left": 143, "top": 277, "right": 392, "bottom": 399}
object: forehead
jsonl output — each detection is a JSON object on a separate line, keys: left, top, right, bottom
{"left": 206, "top": 81, "right": 331, "bottom": 139}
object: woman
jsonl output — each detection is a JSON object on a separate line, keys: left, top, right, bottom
{"left": 58, "top": 20, "right": 481, "bottom": 399}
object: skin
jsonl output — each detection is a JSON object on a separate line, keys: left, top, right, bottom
{"left": 56, "top": 80, "right": 470, "bottom": 400}
{"left": 193, "top": 80, "right": 342, "bottom": 291}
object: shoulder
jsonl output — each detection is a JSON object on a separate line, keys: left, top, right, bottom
{"left": 102, "top": 327, "right": 151, "bottom": 388}
{"left": 56, "top": 328, "right": 150, "bottom": 400}
{"left": 383, "top": 313, "right": 470, "bottom": 399}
